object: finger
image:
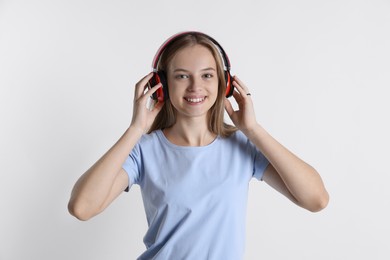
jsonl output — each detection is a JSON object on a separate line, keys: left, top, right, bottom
{"left": 233, "top": 76, "right": 247, "bottom": 90}
{"left": 233, "top": 76, "right": 250, "bottom": 96}
{"left": 232, "top": 79, "right": 244, "bottom": 94}
{"left": 135, "top": 72, "right": 154, "bottom": 98}
{"left": 232, "top": 88, "right": 243, "bottom": 102}
{"left": 233, "top": 82, "right": 251, "bottom": 100}
{"left": 145, "top": 82, "right": 162, "bottom": 97}
{"left": 151, "top": 98, "right": 165, "bottom": 116}
{"left": 233, "top": 75, "right": 245, "bottom": 85}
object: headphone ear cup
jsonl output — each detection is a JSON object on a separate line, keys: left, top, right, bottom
{"left": 149, "top": 71, "right": 168, "bottom": 101}
{"left": 224, "top": 71, "right": 234, "bottom": 98}
{"left": 157, "top": 71, "right": 169, "bottom": 101}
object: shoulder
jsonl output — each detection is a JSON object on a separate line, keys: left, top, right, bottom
{"left": 214, "top": 130, "right": 253, "bottom": 153}
{"left": 221, "top": 130, "right": 250, "bottom": 145}
{"left": 220, "top": 130, "right": 262, "bottom": 158}
{"left": 138, "top": 130, "right": 163, "bottom": 145}
{"left": 131, "top": 130, "right": 165, "bottom": 156}
{"left": 230, "top": 130, "right": 247, "bottom": 140}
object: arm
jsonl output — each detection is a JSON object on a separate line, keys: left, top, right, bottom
{"left": 68, "top": 73, "right": 164, "bottom": 220}
{"left": 225, "top": 76, "right": 329, "bottom": 212}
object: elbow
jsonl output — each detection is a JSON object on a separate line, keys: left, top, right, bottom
{"left": 68, "top": 199, "right": 95, "bottom": 221}
{"left": 307, "top": 191, "right": 330, "bottom": 213}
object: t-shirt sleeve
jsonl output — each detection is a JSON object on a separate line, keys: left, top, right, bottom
{"left": 247, "top": 137, "right": 269, "bottom": 181}
{"left": 234, "top": 131, "right": 269, "bottom": 181}
{"left": 122, "top": 142, "right": 142, "bottom": 190}
{"left": 252, "top": 147, "right": 269, "bottom": 181}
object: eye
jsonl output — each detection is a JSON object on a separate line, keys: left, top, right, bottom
{"left": 175, "top": 74, "right": 189, "bottom": 79}
{"left": 203, "top": 73, "right": 214, "bottom": 79}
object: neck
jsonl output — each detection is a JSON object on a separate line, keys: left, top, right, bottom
{"left": 163, "top": 116, "right": 216, "bottom": 146}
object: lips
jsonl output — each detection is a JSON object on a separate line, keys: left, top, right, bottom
{"left": 184, "top": 97, "right": 206, "bottom": 103}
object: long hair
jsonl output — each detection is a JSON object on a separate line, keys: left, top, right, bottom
{"left": 148, "top": 33, "right": 237, "bottom": 137}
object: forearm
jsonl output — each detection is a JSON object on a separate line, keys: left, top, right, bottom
{"left": 68, "top": 126, "right": 143, "bottom": 219}
{"left": 243, "top": 124, "right": 329, "bottom": 211}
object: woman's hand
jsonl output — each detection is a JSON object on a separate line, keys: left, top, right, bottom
{"left": 224, "top": 76, "right": 258, "bottom": 133}
{"left": 68, "top": 73, "right": 164, "bottom": 221}
{"left": 130, "top": 73, "right": 164, "bottom": 133}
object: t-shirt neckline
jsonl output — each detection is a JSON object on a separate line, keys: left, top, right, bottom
{"left": 156, "top": 129, "right": 220, "bottom": 150}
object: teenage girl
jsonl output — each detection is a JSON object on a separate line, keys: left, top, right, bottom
{"left": 68, "top": 31, "right": 329, "bottom": 259}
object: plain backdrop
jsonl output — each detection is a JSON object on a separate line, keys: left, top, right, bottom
{"left": 1, "top": 0, "right": 389, "bottom": 259}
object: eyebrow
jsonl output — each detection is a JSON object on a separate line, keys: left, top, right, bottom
{"left": 172, "top": 67, "right": 216, "bottom": 73}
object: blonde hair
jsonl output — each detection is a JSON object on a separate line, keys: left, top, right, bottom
{"left": 148, "top": 33, "right": 237, "bottom": 137}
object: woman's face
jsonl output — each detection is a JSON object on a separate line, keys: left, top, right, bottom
{"left": 167, "top": 44, "right": 219, "bottom": 120}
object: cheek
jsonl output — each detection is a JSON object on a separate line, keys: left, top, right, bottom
{"left": 209, "top": 85, "right": 219, "bottom": 105}
{"left": 167, "top": 83, "right": 183, "bottom": 99}
{"left": 211, "top": 81, "right": 221, "bottom": 97}
{"left": 166, "top": 84, "right": 183, "bottom": 108}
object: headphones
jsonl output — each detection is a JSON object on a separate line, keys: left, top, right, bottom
{"left": 148, "top": 31, "right": 234, "bottom": 101}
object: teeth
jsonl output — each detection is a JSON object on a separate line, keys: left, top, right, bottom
{"left": 186, "top": 97, "right": 205, "bottom": 103}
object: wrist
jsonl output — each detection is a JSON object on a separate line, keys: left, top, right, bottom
{"left": 241, "top": 123, "right": 265, "bottom": 139}
{"left": 127, "top": 124, "right": 146, "bottom": 137}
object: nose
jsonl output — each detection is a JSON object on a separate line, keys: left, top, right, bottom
{"left": 187, "top": 76, "right": 201, "bottom": 92}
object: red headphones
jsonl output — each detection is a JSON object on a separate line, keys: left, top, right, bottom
{"left": 148, "top": 31, "right": 234, "bottom": 101}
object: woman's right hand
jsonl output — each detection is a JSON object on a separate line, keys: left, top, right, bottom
{"left": 68, "top": 73, "right": 164, "bottom": 221}
{"left": 130, "top": 73, "right": 165, "bottom": 133}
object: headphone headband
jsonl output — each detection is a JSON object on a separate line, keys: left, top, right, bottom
{"left": 151, "top": 31, "right": 231, "bottom": 72}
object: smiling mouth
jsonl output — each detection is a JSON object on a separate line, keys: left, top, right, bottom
{"left": 184, "top": 97, "right": 206, "bottom": 103}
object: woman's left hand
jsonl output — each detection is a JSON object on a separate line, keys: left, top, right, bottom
{"left": 224, "top": 76, "right": 258, "bottom": 133}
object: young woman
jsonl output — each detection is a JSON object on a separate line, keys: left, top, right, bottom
{"left": 68, "top": 32, "right": 329, "bottom": 259}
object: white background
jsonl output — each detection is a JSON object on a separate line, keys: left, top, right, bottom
{"left": 1, "top": 0, "right": 389, "bottom": 259}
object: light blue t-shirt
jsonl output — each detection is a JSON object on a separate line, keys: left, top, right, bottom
{"left": 122, "top": 130, "right": 269, "bottom": 260}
